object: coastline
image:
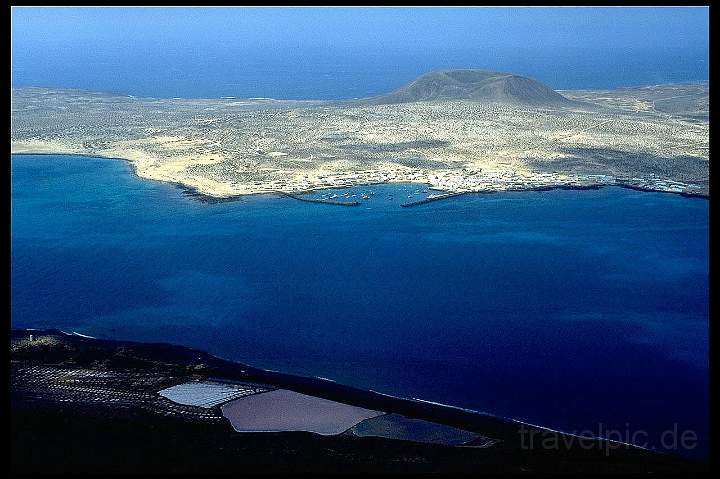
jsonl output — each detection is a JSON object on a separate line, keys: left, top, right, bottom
{"left": 13, "top": 329, "right": 705, "bottom": 473}
{"left": 10, "top": 328, "right": 690, "bottom": 458}
{"left": 10, "top": 151, "right": 710, "bottom": 203}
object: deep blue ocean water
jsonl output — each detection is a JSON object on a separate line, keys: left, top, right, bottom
{"left": 11, "top": 154, "right": 708, "bottom": 458}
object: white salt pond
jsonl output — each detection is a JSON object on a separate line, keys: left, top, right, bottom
{"left": 159, "top": 380, "right": 269, "bottom": 408}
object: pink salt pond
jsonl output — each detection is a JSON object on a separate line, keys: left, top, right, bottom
{"left": 220, "top": 389, "right": 384, "bottom": 435}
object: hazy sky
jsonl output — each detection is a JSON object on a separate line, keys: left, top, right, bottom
{"left": 11, "top": 7, "right": 709, "bottom": 99}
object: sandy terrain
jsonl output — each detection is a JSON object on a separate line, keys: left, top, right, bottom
{"left": 11, "top": 82, "right": 709, "bottom": 197}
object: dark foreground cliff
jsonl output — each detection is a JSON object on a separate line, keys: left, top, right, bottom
{"left": 10, "top": 329, "right": 706, "bottom": 474}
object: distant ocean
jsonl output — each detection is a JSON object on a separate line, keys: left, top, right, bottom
{"left": 11, "top": 7, "right": 708, "bottom": 99}
{"left": 11, "top": 154, "right": 709, "bottom": 458}
{"left": 11, "top": 45, "right": 709, "bottom": 100}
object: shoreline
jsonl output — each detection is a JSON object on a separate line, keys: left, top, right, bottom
{"left": 10, "top": 328, "right": 679, "bottom": 456}
{"left": 11, "top": 151, "right": 710, "bottom": 203}
{"left": 13, "top": 328, "right": 705, "bottom": 473}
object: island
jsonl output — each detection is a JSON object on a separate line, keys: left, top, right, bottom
{"left": 11, "top": 69, "right": 709, "bottom": 200}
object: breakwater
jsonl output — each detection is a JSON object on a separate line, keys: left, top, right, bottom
{"left": 275, "top": 191, "right": 361, "bottom": 206}
{"left": 400, "top": 191, "right": 467, "bottom": 208}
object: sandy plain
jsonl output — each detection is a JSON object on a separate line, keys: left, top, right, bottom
{"left": 11, "top": 82, "right": 709, "bottom": 198}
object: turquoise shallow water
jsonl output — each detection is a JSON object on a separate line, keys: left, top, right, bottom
{"left": 11, "top": 154, "right": 708, "bottom": 457}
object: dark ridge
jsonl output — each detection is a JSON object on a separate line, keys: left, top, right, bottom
{"left": 11, "top": 328, "right": 707, "bottom": 474}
